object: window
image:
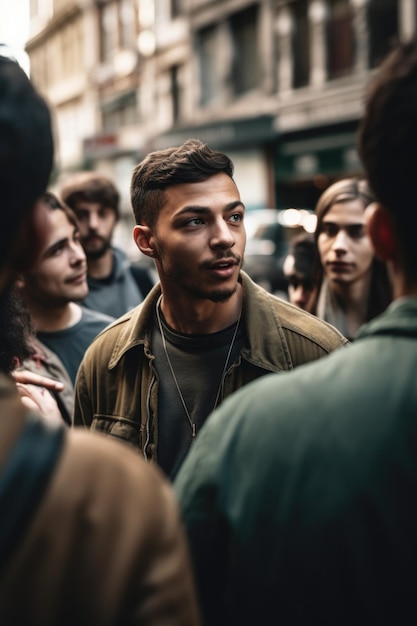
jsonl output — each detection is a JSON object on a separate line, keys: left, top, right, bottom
{"left": 229, "top": 4, "right": 260, "bottom": 95}
{"left": 367, "top": 0, "right": 398, "bottom": 69}
{"left": 171, "top": 0, "right": 181, "bottom": 19}
{"left": 326, "top": 0, "right": 354, "bottom": 80}
{"left": 198, "top": 24, "right": 220, "bottom": 106}
{"left": 60, "top": 20, "right": 81, "bottom": 76}
{"left": 102, "top": 92, "right": 138, "bottom": 131}
{"left": 170, "top": 64, "right": 183, "bottom": 124}
{"left": 291, "top": 0, "right": 310, "bottom": 88}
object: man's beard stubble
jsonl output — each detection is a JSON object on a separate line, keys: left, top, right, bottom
{"left": 83, "top": 236, "right": 111, "bottom": 260}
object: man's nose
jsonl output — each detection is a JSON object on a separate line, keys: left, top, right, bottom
{"left": 210, "top": 219, "right": 235, "bottom": 248}
{"left": 88, "top": 213, "right": 100, "bottom": 230}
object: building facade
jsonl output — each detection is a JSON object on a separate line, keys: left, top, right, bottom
{"left": 26, "top": 0, "right": 415, "bottom": 246}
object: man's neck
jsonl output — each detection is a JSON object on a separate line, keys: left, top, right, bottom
{"left": 87, "top": 248, "right": 114, "bottom": 280}
{"left": 29, "top": 301, "right": 82, "bottom": 333}
{"left": 388, "top": 258, "right": 417, "bottom": 300}
{"left": 159, "top": 284, "right": 243, "bottom": 335}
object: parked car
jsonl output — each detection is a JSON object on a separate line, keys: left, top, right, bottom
{"left": 243, "top": 208, "right": 317, "bottom": 294}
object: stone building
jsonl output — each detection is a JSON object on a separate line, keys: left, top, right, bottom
{"left": 26, "top": 0, "right": 414, "bottom": 247}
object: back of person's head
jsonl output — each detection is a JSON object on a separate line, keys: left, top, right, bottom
{"left": 287, "top": 233, "right": 316, "bottom": 279}
{"left": 314, "top": 178, "right": 374, "bottom": 240}
{"left": 130, "top": 138, "right": 235, "bottom": 227}
{"left": 60, "top": 171, "right": 120, "bottom": 220}
{"left": 283, "top": 233, "right": 316, "bottom": 310}
{"left": 0, "top": 56, "right": 53, "bottom": 277}
{"left": 358, "top": 41, "right": 417, "bottom": 280}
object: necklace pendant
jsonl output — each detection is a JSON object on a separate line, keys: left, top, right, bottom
{"left": 192, "top": 423, "right": 196, "bottom": 438}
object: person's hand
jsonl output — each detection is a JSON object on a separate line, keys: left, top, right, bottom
{"left": 16, "top": 382, "right": 64, "bottom": 427}
{"left": 12, "top": 369, "right": 65, "bottom": 392}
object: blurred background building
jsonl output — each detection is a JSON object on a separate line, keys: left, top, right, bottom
{"left": 23, "top": 0, "right": 414, "bottom": 252}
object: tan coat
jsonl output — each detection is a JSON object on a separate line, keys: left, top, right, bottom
{"left": 0, "top": 374, "right": 200, "bottom": 626}
{"left": 74, "top": 272, "right": 348, "bottom": 462}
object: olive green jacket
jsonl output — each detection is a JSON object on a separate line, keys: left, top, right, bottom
{"left": 74, "top": 272, "right": 347, "bottom": 462}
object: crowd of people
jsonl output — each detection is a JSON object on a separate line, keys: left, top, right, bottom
{"left": 1, "top": 38, "right": 417, "bottom": 625}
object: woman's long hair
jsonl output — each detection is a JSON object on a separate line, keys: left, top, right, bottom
{"left": 307, "top": 178, "right": 392, "bottom": 324}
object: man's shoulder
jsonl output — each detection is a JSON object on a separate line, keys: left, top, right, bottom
{"left": 271, "top": 296, "right": 348, "bottom": 351}
{"left": 241, "top": 273, "right": 348, "bottom": 354}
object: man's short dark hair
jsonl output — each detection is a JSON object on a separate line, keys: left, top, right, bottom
{"left": 358, "top": 41, "right": 417, "bottom": 279}
{"left": 130, "top": 138, "right": 235, "bottom": 228}
{"left": 60, "top": 172, "right": 120, "bottom": 220}
{"left": 0, "top": 56, "right": 53, "bottom": 268}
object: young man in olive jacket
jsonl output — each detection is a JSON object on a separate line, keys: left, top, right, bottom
{"left": 0, "top": 55, "right": 200, "bottom": 626}
{"left": 73, "top": 139, "right": 347, "bottom": 480}
{"left": 174, "top": 42, "right": 417, "bottom": 626}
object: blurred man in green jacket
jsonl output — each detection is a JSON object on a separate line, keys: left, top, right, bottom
{"left": 175, "top": 41, "right": 417, "bottom": 626}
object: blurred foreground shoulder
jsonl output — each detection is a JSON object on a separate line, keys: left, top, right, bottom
{"left": 2, "top": 425, "right": 201, "bottom": 626}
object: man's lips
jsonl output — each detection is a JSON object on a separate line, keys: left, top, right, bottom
{"left": 209, "top": 260, "right": 238, "bottom": 270}
{"left": 203, "top": 256, "right": 241, "bottom": 271}
{"left": 203, "top": 258, "right": 240, "bottom": 279}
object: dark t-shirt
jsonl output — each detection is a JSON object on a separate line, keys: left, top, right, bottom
{"left": 153, "top": 308, "right": 244, "bottom": 479}
{"left": 38, "top": 306, "right": 114, "bottom": 385}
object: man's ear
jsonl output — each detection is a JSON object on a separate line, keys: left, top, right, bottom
{"left": 365, "top": 202, "right": 397, "bottom": 262}
{"left": 133, "top": 225, "right": 157, "bottom": 258}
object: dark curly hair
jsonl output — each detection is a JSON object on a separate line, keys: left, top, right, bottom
{"left": 0, "top": 287, "right": 35, "bottom": 372}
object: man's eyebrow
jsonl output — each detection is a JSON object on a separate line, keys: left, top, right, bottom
{"left": 177, "top": 201, "right": 245, "bottom": 215}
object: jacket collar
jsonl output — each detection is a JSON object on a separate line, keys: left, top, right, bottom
{"left": 108, "top": 282, "right": 161, "bottom": 369}
{"left": 357, "top": 296, "right": 417, "bottom": 341}
{"left": 108, "top": 271, "right": 291, "bottom": 371}
{"left": 239, "top": 272, "right": 295, "bottom": 371}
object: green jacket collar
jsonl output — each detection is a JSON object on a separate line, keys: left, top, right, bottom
{"left": 357, "top": 296, "right": 417, "bottom": 341}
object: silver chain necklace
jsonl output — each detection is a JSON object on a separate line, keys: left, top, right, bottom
{"left": 155, "top": 294, "right": 242, "bottom": 438}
